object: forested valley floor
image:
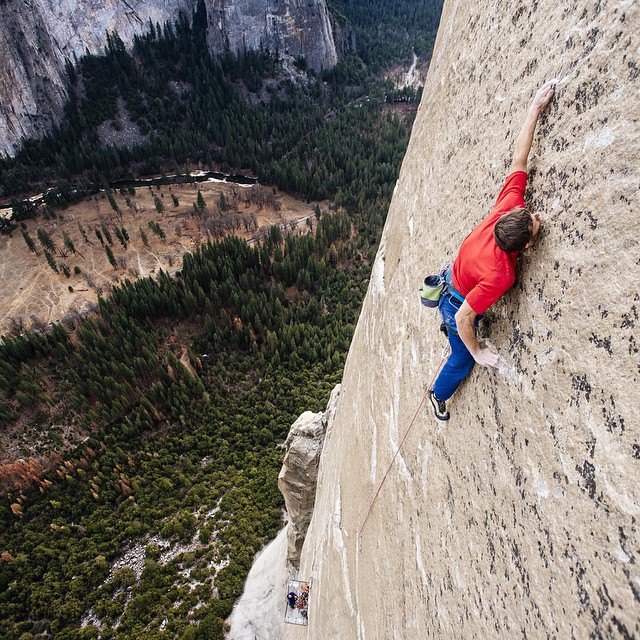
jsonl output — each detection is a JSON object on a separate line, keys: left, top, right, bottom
{"left": 0, "top": 177, "right": 323, "bottom": 339}
{"left": 0, "top": 1, "right": 442, "bottom": 638}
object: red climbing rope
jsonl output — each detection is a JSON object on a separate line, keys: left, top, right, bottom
{"left": 357, "top": 344, "right": 450, "bottom": 542}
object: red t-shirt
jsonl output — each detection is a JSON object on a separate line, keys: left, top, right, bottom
{"left": 452, "top": 171, "right": 527, "bottom": 314}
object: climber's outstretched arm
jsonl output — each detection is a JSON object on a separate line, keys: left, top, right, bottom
{"left": 510, "top": 80, "right": 556, "bottom": 173}
{"left": 454, "top": 301, "right": 500, "bottom": 368}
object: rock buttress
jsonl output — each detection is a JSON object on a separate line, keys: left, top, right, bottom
{"left": 278, "top": 385, "right": 340, "bottom": 568}
{"left": 227, "top": 386, "right": 340, "bottom": 639}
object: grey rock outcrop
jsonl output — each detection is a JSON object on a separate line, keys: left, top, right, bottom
{"left": 207, "top": 0, "right": 338, "bottom": 73}
{"left": 0, "top": 0, "right": 339, "bottom": 157}
{"left": 278, "top": 384, "right": 340, "bottom": 568}
{"left": 226, "top": 527, "right": 290, "bottom": 640}
{"left": 226, "top": 386, "right": 340, "bottom": 639}
{"left": 286, "top": 0, "right": 640, "bottom": 639}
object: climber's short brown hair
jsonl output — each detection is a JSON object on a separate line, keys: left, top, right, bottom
{"left": 494, "top": 208, "right": 533, "bottom": 252}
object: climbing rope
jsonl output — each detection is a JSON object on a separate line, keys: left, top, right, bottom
{"left": 356, "top": 343, "right": 451, "bottom": 547}
{"left": 307, "top": 344, "right": 451, "bottom": 569}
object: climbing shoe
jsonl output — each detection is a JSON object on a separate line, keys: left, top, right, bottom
{"left": 428, "top": 389, "right": 450, "bottom": 421}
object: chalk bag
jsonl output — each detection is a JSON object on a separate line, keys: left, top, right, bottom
{"left": 420, "top": 274, "right": 444, "bottom": 307}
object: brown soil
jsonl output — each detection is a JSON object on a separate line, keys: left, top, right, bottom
{"left": 0, "top": 180, "right": 324, "bottom": 336}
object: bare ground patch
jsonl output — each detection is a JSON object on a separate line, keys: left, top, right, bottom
{"left": 384, "top": 57, "right": 431, "bottom": 90}
{"left": 0, "top": 180, "right": 325, "bottom": 336}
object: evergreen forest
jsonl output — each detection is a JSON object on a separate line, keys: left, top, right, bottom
{"left": 0, "top": 1, "right": 443, "bottom": 638}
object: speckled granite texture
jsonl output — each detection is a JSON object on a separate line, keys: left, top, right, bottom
{"left": 291, "top": 1, "right": 639, "bottom": 638}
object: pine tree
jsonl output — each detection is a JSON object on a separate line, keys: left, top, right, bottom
{"left": 63, "top": 231, "right": 84, "bottom": 259}
{"left": 21, "top": 229, "right": 38, "bottom": 254}
{"left": 105, "top": 244, "right": 117, "bottom": 269}
{"left": 107, "top": 190, "right": 120, "bottom": 218}
{"left": 37, "top": 228, "right": 57, "bottom": 253}
{"left": 153, "top": 193, "right": 165, "bottom": 214}
{"left": 148, "top": 221, "right": 166, "bottom": 241}
{"left": 100, "top": 221, "right": 113, "bottom": 245}
{"left": 196, "top": 190, "right": 206, "bottom": 213}
{"left": 44, "top": 249, "right": 59, "bottom": 273}
{"left": 77, "top": 222, "right": 94, "bottom": 245}
{"left": 114, "top": 227, "right": 128, "bottom": 249}
{"left": 218, "top": 191, "right": 228, "bottom": 213}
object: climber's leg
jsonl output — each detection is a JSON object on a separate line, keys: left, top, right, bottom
{"left": 433, "top": 331, "right": 475, "bottom": 401}
{"left": 432, "top": 295, "right": 476, "bottom": 402}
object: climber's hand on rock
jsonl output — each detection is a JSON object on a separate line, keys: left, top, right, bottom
{"left": 531, "top": 80, "right": 556, "bottom": 113}
{"left": 473, "top": 347, "right": 501, "bottom": 369}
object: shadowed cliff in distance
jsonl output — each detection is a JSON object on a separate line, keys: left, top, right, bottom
{"left": 291, "top": 0, "right": 639, "bottom": 638}
{"left": 0, "top": 0, "right": 337, "bottom": 157}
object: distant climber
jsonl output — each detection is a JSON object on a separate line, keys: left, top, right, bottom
{"left": 429, "top": 80, "right": 556, "bottom": 421}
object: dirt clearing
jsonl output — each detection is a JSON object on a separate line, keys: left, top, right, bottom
{"left": 0, "top": 180, "right": 324, "bottom": 335}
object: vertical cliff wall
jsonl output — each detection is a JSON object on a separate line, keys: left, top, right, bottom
{"left": 291, "top": 0, "right": 640, "bottom": 638}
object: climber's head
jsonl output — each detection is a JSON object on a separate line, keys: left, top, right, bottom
{"left": 494, "top": 207, "right": 541, "bottom": 252}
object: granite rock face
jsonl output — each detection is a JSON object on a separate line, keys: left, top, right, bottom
{"left": 0, "top": 0, "right": 338, "bottom": 156}
{"left": 226, "top": 527, "right": 290, "bottom": 640}
{"left": 287, "top": 0, "right": 640, "bottom": 638}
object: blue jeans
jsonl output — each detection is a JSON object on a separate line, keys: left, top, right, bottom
{"left": 433, "top": 295, "right": 476, "bottom": 401}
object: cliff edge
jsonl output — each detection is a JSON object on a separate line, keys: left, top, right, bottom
{"left": 290, "top": 0, "right": 639, "bottom": 638}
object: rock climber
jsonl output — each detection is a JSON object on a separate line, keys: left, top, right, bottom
{"left": 429, "top": 80, "right": 556, "bottom": 421}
